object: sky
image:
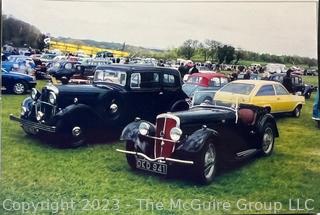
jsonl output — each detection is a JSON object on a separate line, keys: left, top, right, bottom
{"left": 2, "top": 0, "right": 318, "bottom": 58}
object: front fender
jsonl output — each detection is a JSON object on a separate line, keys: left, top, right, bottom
{"left": 177, "top": 128, "right": 218, "bottom": 153}
{"left": 120, "top": 120, "right": 155, "bottom": 142}
{"left": 258, "top": 113, "right": 279, "bottom": 137}
{"left": 53, "top": 103, "right": 101, "bottom": 126}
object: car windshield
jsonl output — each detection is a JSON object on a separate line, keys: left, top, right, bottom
{"left": 220, "top": 83, "right": 255, "bottom": 95}
{"left": 192, "top": 90, "right": 238, "bottom": 109}
{"left": 93, "top": 69, "right": 127, "bottom": 86}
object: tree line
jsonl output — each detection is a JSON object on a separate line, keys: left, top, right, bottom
{"left": 173, "top": 39, "right": 317, "bottom": 68}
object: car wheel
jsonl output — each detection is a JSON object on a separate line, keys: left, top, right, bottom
{"left": 12, "top": 82, "right": 27, "bottom": 94}
{"left": 54, "top": 120, "right": 87, "bottom": 148}
{"left": 126, "top": 140, "right": 137, "bottom": 170}
{"left": 260, "top": 123, "right": 275, "bottom": 156}
{"left": 292, "top": 106, "right": 301, "bottom": 118}
{"left": 193, "top": 140, "right": 217, "bottom": 184}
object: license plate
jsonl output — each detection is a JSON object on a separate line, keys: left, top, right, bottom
{"left": 136, "top": 159, "right": 167, "bottom": 175}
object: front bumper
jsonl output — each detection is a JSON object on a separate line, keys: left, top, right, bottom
{"left": 116, "top": 149, "right": 194, "bottom": 165}
{"left": 9, "top": 114, "right": 56, "bottom": 133}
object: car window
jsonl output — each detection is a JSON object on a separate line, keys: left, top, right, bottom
{"left": 274, "top": 84, "right": 289, "bottom": 95}
{"left": 220, "top": 83, "right": 255, "bottom": 95}
{"left": 140, "top": 72, "right": 160, "bottom": 88}
{"left": 256, "top": 85, "right": 275, "bottom": 96}
{"left": 163, "top": 74, "right": 176, "bottom": 86}
{"left": 130, "top": 73, "right": 141, "bottom": 88}
{"left": 221, "top": 78, "right": 228, "bottom": 86}
{"left": 186, "top": 76, "right": 203, "bottom": 84}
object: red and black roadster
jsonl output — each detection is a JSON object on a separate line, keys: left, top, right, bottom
{"left": 117, "top": 92, "right": 279, "bottom": 184}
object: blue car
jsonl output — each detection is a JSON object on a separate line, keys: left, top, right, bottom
{"left": 1, "top": 68, "right": 37, "bottom": 94}
{"left": 2, "top": 55, "right": 35, "bottom": 72}
{"left": 312, "top": 90, "right": 320, "bottom": 128}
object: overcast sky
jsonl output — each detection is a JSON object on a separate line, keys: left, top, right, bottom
{"left": 3, "top": 0, "right": 318, "bottom": 58}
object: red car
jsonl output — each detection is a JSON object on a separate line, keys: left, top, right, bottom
{"left": 182, "top": 72, "right": 228, "bottom": 97}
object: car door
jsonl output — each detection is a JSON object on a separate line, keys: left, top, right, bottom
{"left": 159, "top": 72, "right": 186, "bottom": 113}
{"left": 273, "top": 84, "right": 295, "bottom": 112}
{"left": 251, "top": 84, "right": 277, "bottom": 112}
{"left": 128, "top": 71, "right": 161, "bottom": 120}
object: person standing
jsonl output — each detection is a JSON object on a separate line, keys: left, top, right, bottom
{"left": 283, "top": 69, "right": 294, "bottom": 93}
{"left": 189, "top": 64, "right": 199, "bottom": 74}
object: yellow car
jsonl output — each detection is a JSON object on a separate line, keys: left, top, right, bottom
{"left": 214, "top": 80, "right": 305, "bottom": 117}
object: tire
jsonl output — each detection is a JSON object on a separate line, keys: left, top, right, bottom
{"left": 192, "top": 140, "right": 217, "bottom": 184}
{"left": 12, "top": 82, "right": 27, "bottom": 94}
{"left": 292, "top": 106, "right": 301, "bottom": 118}
{"left": 126, "top": 140, "right": 137, "bottom": 170}
{"left": 54, "top": 119, "right": 87, "bottom": 148}
{"left": 260, "top": 123, "right": 275, "bottom": 156}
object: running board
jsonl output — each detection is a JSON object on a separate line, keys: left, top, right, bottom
{"left": 236, "top": 149, "right": 258, "bottom": 158}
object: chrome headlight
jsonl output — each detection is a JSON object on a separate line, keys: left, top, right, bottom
{"left": 139, "top": 122, "right": 150, "bottom": 136}
{"left": 49, "top": 92, "right": 56, "bottom": 105}
{"left": 170, "top": 127, "right": 182, "bottom": 142}
{"left": 31, "top": 88, "right": 40, "bottom": 100}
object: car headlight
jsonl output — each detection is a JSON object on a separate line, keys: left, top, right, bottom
{"left": 31, "top": 88, "right": 40, "bottom": 100}
{"left": 139, "top": 122, "right": 150, "bottom": 136}
{"left": 49, "top": 92, "right": 56, "bottom": 105}
{"left": 110, "top": 103, "right": 118, "bottom": 113}
{"left": 170, "top": 127, "right": 182, "bottom": 142}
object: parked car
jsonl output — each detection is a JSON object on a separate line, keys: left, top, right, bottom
{"left": 269, "top": 73, "right": 314, "bottom": 99}
{"left": 182, "top": 73, "right": 228, "bottom": 97}
{"left": 237, "top": 72, "right": 262, "bottom": 80}
{"left": 47, "top": 61, "right": 80, "bottom": 80}
{"left": 306, "top": 69, "right": 318, "bottom": 76}
{"left": 214, "top": 80, "right": 305, "bottom": 117}
{"left": 2, "top": 55, "right": 35, "bottom": 74}
{"left": 1, "top": 68, "right": 36, "bottom": 94}
{"left": 10, "top": 65, "right": 188, "bottom": 148}
{"left": 117, "top": 94, "right": 279, "bottom": 184}
{"left": 312, "top": 90, "right": 320, "bottom": 128}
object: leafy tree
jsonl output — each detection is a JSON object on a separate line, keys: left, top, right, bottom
{"left": 178, "top": 39, "right": 199, "bottom": 59}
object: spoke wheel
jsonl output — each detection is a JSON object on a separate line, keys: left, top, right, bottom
{"left": 13, "top": 82, "right": 26, "bottom": 94}
{"left": 260, "top": 123, "right": 275, "bottom": 156}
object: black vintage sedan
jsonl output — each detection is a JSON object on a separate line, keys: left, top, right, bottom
{"left": 10, "top": 65, "right": 188, "bottom": 148}
{"left": 117, "top": 93, "right": 279, "bottom": 184}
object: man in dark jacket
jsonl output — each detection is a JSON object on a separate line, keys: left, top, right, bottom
{"left": 283, "top": 69, "right": 294, "bottom": 93}
{"left": 189, "top": 64, "right": 199, "bottom": 74}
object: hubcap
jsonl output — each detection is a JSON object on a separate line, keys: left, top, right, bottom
{"left": 295, "top": 108, "right": 300, "bottom": 117}
{"left": 204, "top": 144, "right": 216, "bottom": 179}
{"left": 262, "top": 127, "right": 273, "bottom": 153}
{"left": 72, "top": 126, "right": 82, "bottom": 137}
{"left": 14, "top": 83, "right": 25, "bottom": 94}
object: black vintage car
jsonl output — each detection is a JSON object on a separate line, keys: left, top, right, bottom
{"left": 269, "top": 73, "right": 313, "bottom": 99}
{"left": 10, "top": 65, "right": 188, "bottom": 148}
{"left": 47, "top": 61, "right": 80, "bottom": 80}
{"left": 117, "top": 93, "right": 279, "bottom": 184}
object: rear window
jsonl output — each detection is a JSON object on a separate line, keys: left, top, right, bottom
{"left": 220, "top": 83, "right": 255, "bottom": 95}
{"left": 186, "top": 76, "right": 203, "bottom": 84}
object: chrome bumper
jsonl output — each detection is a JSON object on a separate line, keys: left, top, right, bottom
{"left": 9, "top": 114, "right": 56, "bottom": 133}
{"left": 116, "top": 149, "right": 194, "bottom": 165}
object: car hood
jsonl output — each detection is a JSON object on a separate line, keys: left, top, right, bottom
{"left": 44, "top": 84, "right": 121, "bottom": 108}
{"left": 173, "top": 106, "right": 235, "bottom": 126}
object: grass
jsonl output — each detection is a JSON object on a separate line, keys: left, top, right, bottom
{"left": 0, "top": 79, "right": 320, "bottom": 214}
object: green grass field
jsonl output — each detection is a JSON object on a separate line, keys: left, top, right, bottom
{"left": 1, "top": 78, "right": 319, "bottom": 214}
